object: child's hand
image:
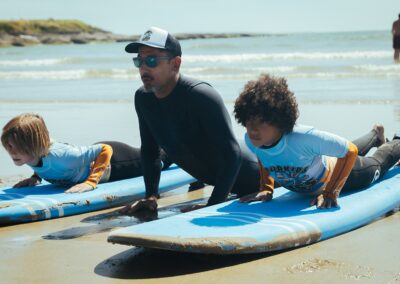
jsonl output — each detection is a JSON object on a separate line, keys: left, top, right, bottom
{"left": 65, "top": 183, "right": 94, "bottom": 193}
{"left": 13, "top": 177, "right": 40, "bottom": 188}
{"left": 311, "top": 193, "right": 338, "bottom": 209}
{"left": 239, "top": 191, "right": 273, "bottom": 203}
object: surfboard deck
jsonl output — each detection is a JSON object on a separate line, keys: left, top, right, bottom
{"left": 108, "top": 166, "right": 400, "bottom": 254}
{"left": 0, "top": 166, "right": 194, "bottom": 226}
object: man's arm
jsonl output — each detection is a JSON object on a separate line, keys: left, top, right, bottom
{"left": 135, "top": 91, "right": 162, "bottom": 198}
{"left": 192, "top": 84, "right": 242, "bottom": 205}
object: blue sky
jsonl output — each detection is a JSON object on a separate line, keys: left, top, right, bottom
{"left": 1, "top": 0, "right": 398, "bottom": 35}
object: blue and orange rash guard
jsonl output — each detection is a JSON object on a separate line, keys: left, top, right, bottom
{"left": 30, "top": 142, "right": 112, "bottom": 188}
{"left": 245, "top": 125, "right": 358, "bottom": 198}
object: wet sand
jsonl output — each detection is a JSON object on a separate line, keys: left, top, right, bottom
{"left": 1, "top": 184, "right": 400, "bottom": 284}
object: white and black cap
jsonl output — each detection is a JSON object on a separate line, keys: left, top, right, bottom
{"left": 125, "top": 27, "right": 182, "bottom": 56}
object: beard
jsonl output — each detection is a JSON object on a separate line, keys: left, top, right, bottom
{"left": 143, "top": 82, "right": 156, "bottom": 93}
{"left": 141, "top": 73, "right": 156, "bottom": 92}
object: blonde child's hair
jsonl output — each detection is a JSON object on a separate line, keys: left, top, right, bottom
{"left": 1, "top": 113, "right": 50, "bottom": 159}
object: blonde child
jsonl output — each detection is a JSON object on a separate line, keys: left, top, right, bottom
{"left": 1, "top": 113, "right": 174, "bottom": 193}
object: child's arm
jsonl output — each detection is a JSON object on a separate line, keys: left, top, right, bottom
{"left": 65, "top": 144, "right": 113, "bottom": 193}
{"left": 240, "top": 160, "right": 274, "bottom": 203}
{"left": 84, "top": 144, "right": 113, "bottom": 188}
{"left": 13, "top": 172, "right": 42, "bottom": 188}
{"left": 312, "top": 141, "right": 358, "bottom": 208}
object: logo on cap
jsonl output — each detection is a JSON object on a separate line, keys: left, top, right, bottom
{"left": 142, "top": 31, "right": 152, "bottom": 42}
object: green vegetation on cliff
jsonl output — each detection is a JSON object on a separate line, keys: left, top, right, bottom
{"left": 0, "top": 19, "right": 106, "bottom": 35}
{"left": 0, "top": 19, "right": 263, "bottom": 47}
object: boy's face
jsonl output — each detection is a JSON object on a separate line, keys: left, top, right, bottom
{"left": 4, "top": 140, "right": 36, "bottom": 166}
{"left": 245, "top": 119, "right": 283, "bottom": 147}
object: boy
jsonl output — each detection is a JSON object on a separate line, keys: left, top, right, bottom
{"left": 234, "top": 74, "right": 400, "bottom": 208}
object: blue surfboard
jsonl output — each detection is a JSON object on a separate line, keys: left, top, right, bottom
{"left": 0, "top": 166, "right": 195, "bottom": 226}
{"left": 108, "top": 166, "right": 400, "bottom": 254}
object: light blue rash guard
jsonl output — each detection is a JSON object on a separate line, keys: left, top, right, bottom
{"left": 30, "top": 142, "right": 102, "bottom": 186}
{"left": 245, "top": 125, "right": 349, "bottom": 194}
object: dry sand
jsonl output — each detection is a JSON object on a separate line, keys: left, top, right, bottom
{"left": 1, "top": 184, "right": 399, "bottom": 284}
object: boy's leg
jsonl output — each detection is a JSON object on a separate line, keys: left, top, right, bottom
{"left": 96, "top": 141, "right": 142, "bottom": 181}
{"left": 343, "top": 139, "right": 400, "bottom": 191}
{"left": 99, "top": 141, "right": 205, "bottom": 190}
{"left": 352, "top": 125, "right": 385, "bottom": 156}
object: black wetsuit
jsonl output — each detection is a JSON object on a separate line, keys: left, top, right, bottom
{"left": 96, "top": 141, "right": 172, "bottom": 181}
{"left": 135, "top": 75, "right": 260, "bottom": 205}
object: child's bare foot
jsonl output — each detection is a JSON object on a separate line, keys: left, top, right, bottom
{"left": 373, "top": 124, "right": 385, "bottom": 146}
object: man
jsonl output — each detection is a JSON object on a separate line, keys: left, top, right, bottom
{"left": 120, "top": 27, "right": 260, "bottom": 214}
{"left": 393, "top": 14, "right": 400, "bottom": 61}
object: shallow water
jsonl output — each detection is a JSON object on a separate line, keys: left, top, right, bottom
{"left": 1, "top": 31, "right": 400, "bottom": 177}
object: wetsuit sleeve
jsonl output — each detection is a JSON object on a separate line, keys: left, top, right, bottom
{"left": 191, "top": 84, "right": 242, "bottom": 205}
{"left": 160, "top": 149, "right": 173, "bottom": 170}
{"left": 323, "top": 141, "right": 358, "bottom": 199}
{"left": 258, "top": 160, "right": 274, "bottom": 193}
{"left": 135, "top": 91, "right": 162, "bottom": 198}
{"left": 84, "top": 144, "right": 113, "bottom": 188}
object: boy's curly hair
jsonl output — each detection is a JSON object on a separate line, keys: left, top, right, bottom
{"left": 234, "top": 74, "right": 299, "bottom": 133}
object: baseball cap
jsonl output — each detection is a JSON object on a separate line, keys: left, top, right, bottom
{"left": 125, "top": 27, "right": 182, "bottom": 57}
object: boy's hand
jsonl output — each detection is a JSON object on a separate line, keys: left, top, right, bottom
{"left": 119, "top": 196, "right": 158, "bottom": 215}
{"left": 311, "top": 193, "right": 338, "bottom": 209}
{"left": 65, "top": 183, "right": 94, "bottom": 193}
{"left": 239, "top": 191, "right": 273, "bottom": 203}
{"left": 13, "top": 177, "right": 40, "bottom": 188}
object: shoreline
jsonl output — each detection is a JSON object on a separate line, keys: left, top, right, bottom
{"left": 0, "top": 33, "right": 265, "bottom": 47}
{"left": 0, "top": 19, "right": 264, "bottom": 47}
{"left": 0, "top": 19, "right": 388, "bottom": 48}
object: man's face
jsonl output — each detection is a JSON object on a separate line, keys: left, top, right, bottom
{"left": 137, "top": 46, "right": 177, "bottom": 93}
{"left": 245, "top": 119, "right": 283, "bottom": 147}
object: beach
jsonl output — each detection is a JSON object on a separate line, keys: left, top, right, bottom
{"left": 0, "top": 185, "right": 399, "bottom": 284}
{"left": 1, "top": 31, "right": 400, "bottom": 283}
{"left": 1, "top": 102, "right": 399, "bottom": 283}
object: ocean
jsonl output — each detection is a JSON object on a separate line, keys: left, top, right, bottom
{"left": 0, "top": 30, "right": 399, "bottom": 177}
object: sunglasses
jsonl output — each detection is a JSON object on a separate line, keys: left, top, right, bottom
{"left": 132, "top": 55, "right": 172, "bottom": 68}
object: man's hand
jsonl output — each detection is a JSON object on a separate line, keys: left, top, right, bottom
{"left": 65, "top": 183, "right": 94, "bottom": 193}
{"left": 13, "top": 177, "right": 40, "bottom": 188}
{"left": 119, "top": 196, "right": 158, "bottom": 215}
{"left": 310, "top": 193, "right": 338, "bottom": 209}
{"left": 180, "top": 203, "right": 207, "bottom": 213}
{"left": 239, "top": 191, "right": 273, "bottom": 203}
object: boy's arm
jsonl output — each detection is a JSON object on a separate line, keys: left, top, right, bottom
{"left": 84, "top": 144, "right": 113, "bottom": 188}
{"left": 258, "top": 160, "right": 274, "bottom": 194}
{"left": 240, "top": 161, "right": 274, "bottom": 203}
{"left": 323, "top": 141, "right": 358, "bottom": 199}
{"left": 31, "top": 172, "right": 42, "bottom": 183}
{"left": 13, "top": 173, "right": 42, "bottom": 188}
